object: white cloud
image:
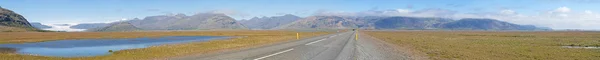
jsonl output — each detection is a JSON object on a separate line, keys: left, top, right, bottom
{"left": 313, "top": 10, "right": 356, "bottom": 16}
{"left": 499, "top": 9, "right": 517, "bottom": 15}
{"left": 41, "top": 23, "right": 86, "bottom": 32}
{"left": 558, "top": 14, "right": 569, "bottom": 17}
{"left": 120, "top": 18, "right": 128, "bottom": 20}
{"left": 395, "top": 9, "right": 412, "bottom": 13}
{"left": 555, "top": 7, "right": 571, "bottom": 13}
{"left": 471, "top": 7, "right": 600, "bottom": 30}
{"left": 585, "top": 10, "right": 593, "bottom": 14}
{"left": 409, "top": 9, "right": 457, "bottom": 18}
{"left": 209, "top": 9, "right": 237, "bottom": 15}
{"left": 546, "top": 7, "right": 572, "bottom": 17}
{"left": 313, "top": 8, "right": 456, "bottom": 18}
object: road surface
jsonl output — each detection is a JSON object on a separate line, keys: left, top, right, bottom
{"left": 172, "top": 31, "right": 411, "bottom": 60}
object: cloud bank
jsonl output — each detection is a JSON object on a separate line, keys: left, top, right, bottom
{"left": 41, "top": 23, "right": 86, "bottom": 32}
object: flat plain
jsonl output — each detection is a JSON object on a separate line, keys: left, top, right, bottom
{"left": 365, "top": 31, "right": 600, "bottom": 60}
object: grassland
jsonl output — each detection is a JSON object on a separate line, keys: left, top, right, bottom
{"left": 365, "top": 31, "right": 600, "bottom": 60}
{"left": 0, "top": 30, "right": 330, "bottom": 60}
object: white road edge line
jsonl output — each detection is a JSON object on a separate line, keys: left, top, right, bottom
{"left": 329, "top": 35, "right": 337, "bottom": 38}
{"left": 305, "top": 39, "right": 325, "bottom": 45}
{"left": 253, "top": 48, "right": 295, "bottom": 60}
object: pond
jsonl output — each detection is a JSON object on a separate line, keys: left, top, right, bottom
{"left": 0, "top": 36, "right": 230, "bottom": 57}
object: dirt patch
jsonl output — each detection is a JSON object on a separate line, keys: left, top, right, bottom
{"left": 0, "top": 47, "right": 16, "bottom": 53}
{"left": 562, "top": 46, "right": 600, "bottom": 49}
{"left": 359, "top": 32, "right": 429, "bottom": 60}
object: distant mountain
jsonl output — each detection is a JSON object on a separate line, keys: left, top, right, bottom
{"left": 127, "top": 13, "right": 247, "bottom": 30}
{"left": 70, "top": 23, "right": 109, "bottom": 29}
{"left": 436, "top": 18, "right": 549, "bottom": 30}
{"left": 240, "top": 14, "right": 300, "bottom": 29}
{"left": 0, "top": 7, "right": 37, "bottom": 32}
{"left": 30, "top": 22, "right": 52, "bottom": 29}
{"left": 278, "top": 15, "right": 550, "bottom": 30}
{"left": 374, "top": 17, "right": 453, "bottom": 29}
{"left": 87, "top": 22, "right": 140, "bottom": 32}
{"left": 276, "top": 16, "right": 363, "bottom": 29}
{"left": 53, "top": 24, "right": 70, "bottom": 26}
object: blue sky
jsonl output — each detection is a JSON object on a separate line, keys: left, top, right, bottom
{"left": 1, "top": 0, "right": 599, "bottom": 29}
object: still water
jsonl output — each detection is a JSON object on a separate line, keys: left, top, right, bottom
{"left": 0, "top": 36, "right": 229, "bottom": 57}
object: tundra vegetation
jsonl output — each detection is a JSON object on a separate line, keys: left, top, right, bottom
{"left": 365, "top": 31, "right": 600, "bottom": 60}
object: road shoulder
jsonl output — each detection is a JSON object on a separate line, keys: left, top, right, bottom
{"left": 357, "top": 32, "right": 429, "bottom": 60}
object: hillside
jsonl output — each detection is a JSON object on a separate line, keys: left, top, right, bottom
{"left": 240, "top": 14, "right": 300, "bottom": 29}
{"left": 374, "top": 17, "right": 453, "bottom": 29}
{"left": 87, "top": 22, "right": 140, "bottom": 32}
{"left": 70, "top": 23, "right": 109, "bottom": 29}
{"left": 277, "top": 16, "right": 363, "bottom": 29}
{"left": 30, "top": 22, "right": 52, "bottom": 29}
{"left": 127, "top": 13, "right": 247, "bottom": 30}
{"left": 0, "top": 7, "right": 36, "bottom": 32}
{"left": 436, "top": 18, "right": 547, "bottom": 30}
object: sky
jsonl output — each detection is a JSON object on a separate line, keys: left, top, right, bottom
{"left": 1, "top": 0, "right": 599, "bottom": 30}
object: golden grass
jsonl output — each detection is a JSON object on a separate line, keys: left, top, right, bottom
{"left": 0, "top": 26, "right": 29, "bottom": 32}
{"left": 365, "top": 31, "right": 600, "bottom": 60}
{"left": 0, "top": 30, "right": 330, "bottom": 60}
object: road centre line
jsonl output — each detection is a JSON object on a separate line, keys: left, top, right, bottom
{"left": 305, "top": 39, "right": 326, "bottom": 45}
{"left": 253, "top": 48, "right": 295, "bottom": 60}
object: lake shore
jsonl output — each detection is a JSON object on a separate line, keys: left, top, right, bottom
{"left": 0, "top": 30, "right": 330, "bottom": 60}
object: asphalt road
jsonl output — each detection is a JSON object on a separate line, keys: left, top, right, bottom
{"left": 172, "top": 31, "right": 410, "bottom": 60}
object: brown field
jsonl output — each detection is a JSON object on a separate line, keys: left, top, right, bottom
{"left": 365, "top": 31, "right": 600, "bottom": 60}
{"left": 0, "top": 30, "right": 330, "bottom": 60}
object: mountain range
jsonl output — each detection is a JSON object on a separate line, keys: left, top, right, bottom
{"left": 0, "top": 7, "right": 38, "bottom": 32}
{"left": 0, "top": 6, "right": 551, "bottom": 32}
{"left": 125, "top": 13, "right": 247, "bottom": 30}
{"left": 436, "top": 18, "right": 543, "bottom": 30}
{"left": 70, "top": 23, "right": 109, "bottom": 29}
{"left": 373, "top": 17, "right": 453, "bottom": 29}
{"left": 39, "top": 15, "right": 553, "bottom": 31}
{"left": 30, "top": 22, "right": 52, "bottom": 29}
{"left": 276, "top": 16, "right": 363, "bottom": 29}
{"left": 87, "top": 22, "right": 140, "bottom": 32}
{"left": 239, "top": 14, "right": 300, "bottom": 29}
{"left": 278, "top": 16, "right": 550, "bottom": 30}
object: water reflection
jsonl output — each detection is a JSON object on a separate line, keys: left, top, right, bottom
{"left": 0, "top": 36, "right": 229, "bottom": 57}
